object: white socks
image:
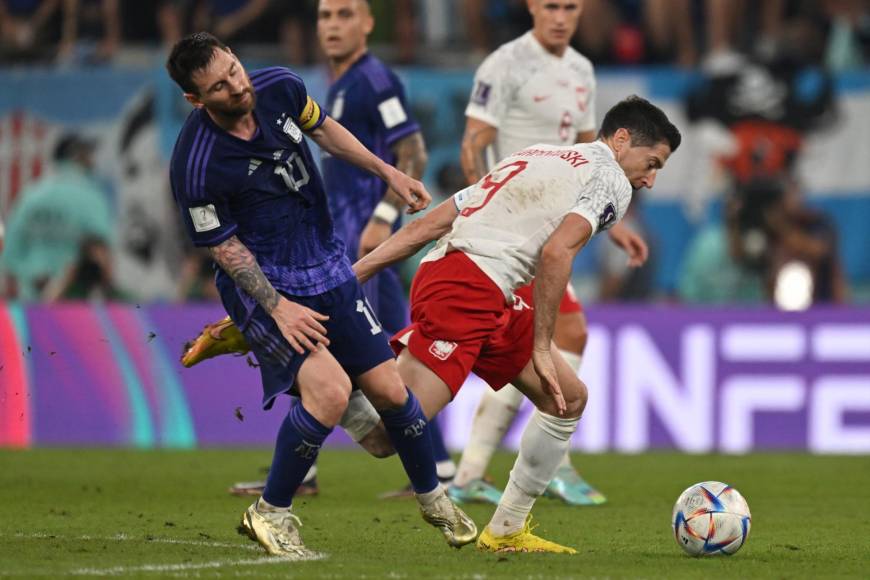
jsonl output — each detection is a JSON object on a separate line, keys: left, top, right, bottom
{"left": 454, "top": 348, "right": 584, "bottom": 488}
{"left": 416, "top": 485, "right": 444, "bottom": 507}
{"left": 488, "top": 409, "right": 579, "bottom": 536}
{"left": 258, "top": 497, "right": 291, "bottom": 512}
{"left": 436, "top": 460, "right": 457, "bottom": 481}
{"left": 453, "top": 383, "right": 524, "bottom": 487}
{"left": 454, "top": 349, "right": 583, "bottom": 488}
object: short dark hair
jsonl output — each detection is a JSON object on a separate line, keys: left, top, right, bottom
{"left": 166, "top": 32, "right": 229, "bottom": 94}
{"left": 599, "top": 95, "right": 681, "bottom": 153}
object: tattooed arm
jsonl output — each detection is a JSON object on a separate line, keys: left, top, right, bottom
{"left": 358, "top": 131, "right": 428, "bottom": 258}
{"left": 209, "top": 235, "right": 278, "bottom": 312}
{"left": 209, "top": 235, "right": 329, "bottom": 353}
{"left": 460, "top": 117, "right": 497, "bottom": 185}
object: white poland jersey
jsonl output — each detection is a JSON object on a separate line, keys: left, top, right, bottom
{"left": 465, "top": 31, "right": 597, "bottom": 163}
{"left": 423, "top": 141, "right": 632, "bottom": 301}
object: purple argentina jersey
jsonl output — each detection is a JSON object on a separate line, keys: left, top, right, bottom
{"left": 322, "top": 53, "right": 420, "bottom": 259}
{"left": 170, "top": 67, "right": 354, "bottom": 316}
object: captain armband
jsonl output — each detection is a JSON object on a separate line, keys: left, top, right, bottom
{"left": 298, "top": 96, "right": 323, "bottom": 131}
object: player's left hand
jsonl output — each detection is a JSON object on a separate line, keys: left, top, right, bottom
{"left": 358, "top": 220, "right": 392, "bottom": 258}
{"left": 387, "top": 169, "right": 431, "bottom": 214}
{"left": 532, "top": 348, "right": 566, "bottom": 416}
{"left": 607, "top": 222, "right": 648, "bottom": 267}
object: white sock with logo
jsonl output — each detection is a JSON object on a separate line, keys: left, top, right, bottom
{"left": 488, "top": 409, "right": 579, "bottom": 536}
{"left": 453, "top": 384, "right": 525, "bottom": 487}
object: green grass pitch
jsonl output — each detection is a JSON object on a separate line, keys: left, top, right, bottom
{"left": 1, "top": 449, "right": 868, "bottom": 578}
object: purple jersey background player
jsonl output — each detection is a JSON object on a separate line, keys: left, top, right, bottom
{"left": 322, "top": 53, "right": 420, "bottom": 335}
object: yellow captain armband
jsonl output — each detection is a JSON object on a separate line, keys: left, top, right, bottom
{"left": 298, "top": 96, "right": 323, "bottom": 131}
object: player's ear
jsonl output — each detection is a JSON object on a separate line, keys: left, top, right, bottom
{"left": 526, "top": 0, "right": 536, "bottom": 16}
{"left": 363, "top": 12, "right": 374, "bottom": 35}
{"left": 184, "top": 93, "right": 204, "bottom": 109}
{"left": 614, "top": 127, "right": 631, "bottom": 150}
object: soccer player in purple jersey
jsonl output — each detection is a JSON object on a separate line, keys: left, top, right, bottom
{"left": 166, "top": 32, "right": 476, "bottom": 557}
{"left": 184, "top": 0, "right": 458, "bottom": 499}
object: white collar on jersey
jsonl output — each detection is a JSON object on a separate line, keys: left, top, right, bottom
{"left": 588, "top": 140, "right": 616, "bottom": 159}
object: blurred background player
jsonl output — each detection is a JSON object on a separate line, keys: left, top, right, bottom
{"left": 166, "top": 32, "right": 475, "bottom": 556}
{"left": 0, "top": 133, "right": 119, "bottom": 301}
{"left": 354, "top": 95, "right": 680, "bottom": 552}
{"left": 450, "top": 0, "right": 647, "bottom": 507}
{"left": 315, "top": 0, "right": 458, "bottom": 496}
{"left": 181, "top": 0, "right": 459, "bottom": 498}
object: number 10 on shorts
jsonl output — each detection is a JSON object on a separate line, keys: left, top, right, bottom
{"left": 356, "top": 299, "right": 382, "bottom": 335}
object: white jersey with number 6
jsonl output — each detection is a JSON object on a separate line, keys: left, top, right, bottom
{"left": 465, "top": 31, "right": 596, "bottom": 165}
{"left": 423, "top": 141, "right": 631, "bottom": 301}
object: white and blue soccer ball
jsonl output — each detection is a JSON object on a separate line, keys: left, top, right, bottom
{"left": 672, "top": 481, "right": 752, "bottom": 556}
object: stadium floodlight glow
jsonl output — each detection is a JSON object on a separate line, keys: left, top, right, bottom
{"left": 774, "top": 260, "right": 813, "bottom": 311}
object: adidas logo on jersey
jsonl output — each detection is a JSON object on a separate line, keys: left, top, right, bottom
{"left": 248, "top": 159, "right": 262, "bottom": 176}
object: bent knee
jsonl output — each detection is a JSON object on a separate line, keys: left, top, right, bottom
{"left": 545, "top": 377, "right": 586, "bottom": 419}
{"left": 565, "top": 379, "right": 588, "bottom": 418}
{"left": 365, "top": 375, "right": 409, "bottom": 411}
{"left": 302, "top": 380, "right": 351, "bottom": 426}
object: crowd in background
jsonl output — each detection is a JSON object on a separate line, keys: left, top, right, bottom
{"left": 0, "top": 0, "right": 868, "bottom": 307}
{"left": 1, "top": 0, "right": 868, "bottom": 68}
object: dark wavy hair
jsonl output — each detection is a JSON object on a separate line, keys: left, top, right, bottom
{"left": 166, "top": 32, "right": 229, "bottom": 95}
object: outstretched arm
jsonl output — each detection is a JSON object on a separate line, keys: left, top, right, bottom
{"left": 209, "top": 235, "right": 329, "bottom": 354}
{"left": 308, "top": 117, "right": 430, "bottom": 213}
{"left": 353, "top": 198, "right": 459, "bottom": 284}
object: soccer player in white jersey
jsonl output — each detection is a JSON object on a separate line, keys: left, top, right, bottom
{"left": 355, "top": 96, "right": 680, "bottom": 552}
{"left": 451, "top": 0, "right": 648, "bottom": 507}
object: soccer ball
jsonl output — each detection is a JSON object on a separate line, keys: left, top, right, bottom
{"left": 672, "top": 481, "right": 752, "bottom": 556}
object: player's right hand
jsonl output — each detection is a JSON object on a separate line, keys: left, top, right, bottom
{"left": 387, "top": 168, "right": 431, "bottom": 214}
{"left": 532, "top": 348, "right": 566, "bottom": 416}
{"left": 271, "top": 297, "right": 330, "bottom": 354}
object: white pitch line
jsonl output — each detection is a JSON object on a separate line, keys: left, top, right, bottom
{"left": 70, "top": 555, "right": 326, "bottom": 577}
{"left": 9, "top": 531, "right": 261, "bottom": 551}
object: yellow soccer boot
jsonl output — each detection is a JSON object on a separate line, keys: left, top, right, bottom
{"left": 476, "top": 515, "right": 576, "bottom": 554}
{"left": 181, "top": 316, "right": 250, "bottom": 367}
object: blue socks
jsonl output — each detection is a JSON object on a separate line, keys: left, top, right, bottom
{"left": 262, "top": 402, "right": 332, "bottom": 507}
{"left": 379, "top": 388, "right": 440, "bottom": 494}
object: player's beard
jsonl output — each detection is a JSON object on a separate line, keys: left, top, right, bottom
{"left": 217, "top": 86, "right": 256, "bottom": 118}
